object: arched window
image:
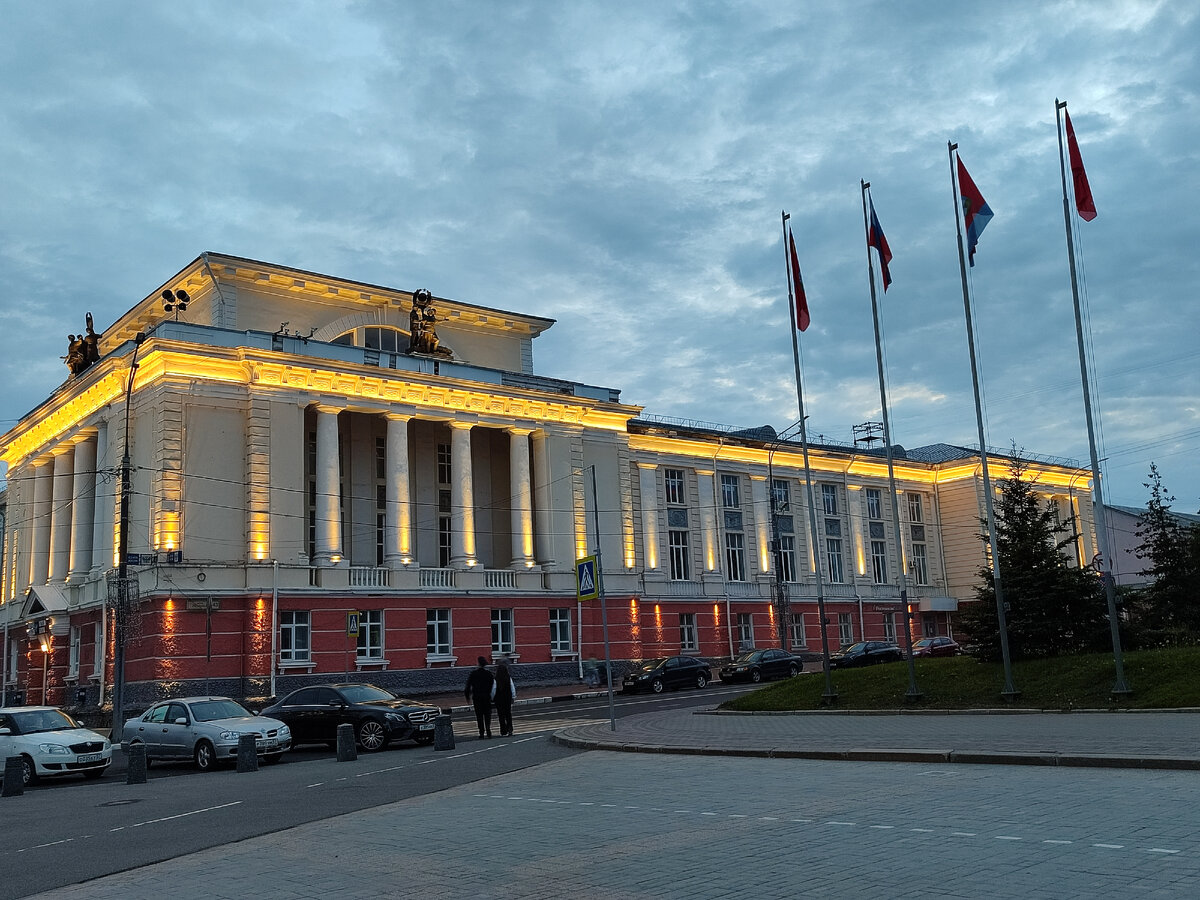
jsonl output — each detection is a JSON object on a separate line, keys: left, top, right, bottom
{"left": 332, "top": 326, "right": 407, "bottom": 351}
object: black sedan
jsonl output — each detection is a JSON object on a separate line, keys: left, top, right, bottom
{"left": 260, "top": 683, "right": 441, "bottom": 752}
{"left": 719, "top": 648, "right": 805, "bottom": 684}
{"left": 622, "top": 656, "right": 711, "bottom": 694}
{"left": 829, "top": 641, "right": 904, "bottom": 668}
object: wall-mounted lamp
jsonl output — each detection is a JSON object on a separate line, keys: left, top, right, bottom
{"left": 38, "top": 635, "right": 51, "bottom": 654}
{"left": 162, "top": 289, "right": 190, "bottom": 321}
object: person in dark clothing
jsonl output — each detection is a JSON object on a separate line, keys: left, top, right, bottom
{"left": 494, "top": 660, "right": 517, "bottom": 736}
{"left": 464, "top": 656, "right": 495, "bottom": 738}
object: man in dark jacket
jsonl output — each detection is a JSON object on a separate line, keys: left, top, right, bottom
{"left": 464, "top": 656, "right": 495, "bottom": 738}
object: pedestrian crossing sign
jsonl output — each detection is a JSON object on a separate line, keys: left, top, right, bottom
{"left": 575, "top": 556, "right": 598, "bottom": 602}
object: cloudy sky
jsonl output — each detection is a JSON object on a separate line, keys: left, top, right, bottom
{"left": 2, "top": 1, "right": 1197, "bottom": 514}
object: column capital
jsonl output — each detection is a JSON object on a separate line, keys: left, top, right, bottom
{"left": 635, "top": 461, "right": 658, "bottom": 470}
{"left": 448, "top": 420, "right": 474, "bottom": 432}
{"left": 694, "top": 468, "right": 715, "bottom": 477}
{"left": 385, "top": 412, "right": 414, "bottom": 423}
{"left": 68, "top": 429, "right": 98, "bottom": 447}
{"left": 50, "top": 444, "right": 75, "bottom": 458}
{"left": 313, "top": 403, "right": 344, "bottom": 416}
{"left": 507, "top": 426, "right": 534, "bottom": 437}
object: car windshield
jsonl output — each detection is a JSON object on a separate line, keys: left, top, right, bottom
{"left": 913, "top": 639, "right": 933, "bottom": 648}
{"left": 11, "top": 709, "right": 77, "bottom": 733}
{"left": 190, "top": 699, "right": 252, "bottom": 722}
{"left": 841, "top": 642, "right": 868, "bottom": 653}
{"left": 340, "top": 685, "right": 396, "bottom": 703}
{"left": 733, "top": 650, "right": 765, "bottom": 664}
{"left": 634, "top": 658, "right": 667, "bottom": 673}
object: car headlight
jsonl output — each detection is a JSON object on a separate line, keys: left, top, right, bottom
{"left": 278, "top": 725, "right": 290, "bottom": 736}
{"left": 38, "top": 743, "right": 70, "bottom": 755}
{"left": 385, "top": 713, "right": 406, "bottom": 724}
{"left": 219, "top": 730, "right": 242, "bottom": 741}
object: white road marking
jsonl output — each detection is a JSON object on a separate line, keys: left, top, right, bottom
{"left": 870, "top": 825, "right": 895, "bottom": 830}
{"left": 112, "top": 800, "right": 242, "bottom": 831}
{"left": 17, "top": 838, "right": 74, "bottom": 853}
{"left": 826, "top": 821, "right": 855, "bottom": 826}
{"left": 995, "top": 836, "right": 1022, "bottom": 841}
{"left": 1148, "top": 849, "right": 1180, "bottom": 854}
{"left": 911, "top": 828, "right": 934, "bottom": 832}
{"left": 1094, "top": 844, "right": 1125, "bottom": 849}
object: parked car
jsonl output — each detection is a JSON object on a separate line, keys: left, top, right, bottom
{"left": 0, "top": 706, "right": 111, "bottom": 786}
{"left": 622, "top": 656, "right": 711, "bottom": 694}
{"left": 122, "top": 697, "right": 291, "bottom": 771}
{"left": 719, "top": 648, "right": 805, "bottom": 684}
{"left": 829, "top": 641, "right": 904, "bottom": 668}
{"left": 261, "top": 683, "right": 441, "bottom": 751}
{"left": 912, "top": 636, "right": 962, "bottom": 658}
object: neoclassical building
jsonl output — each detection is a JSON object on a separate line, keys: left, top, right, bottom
{"left": 0, "top": 253, "right": 1100, "bottom": 708}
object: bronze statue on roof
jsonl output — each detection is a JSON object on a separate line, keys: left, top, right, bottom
{"left": 64, "top": 312, "right": 102, "bottom": 377}
{"left": 407, "top": 289, "right": 451, "bottom": 357}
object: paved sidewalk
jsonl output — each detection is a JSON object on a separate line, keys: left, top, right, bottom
{"left": 551, "top": 705, "right": 1200, "bottom": 770}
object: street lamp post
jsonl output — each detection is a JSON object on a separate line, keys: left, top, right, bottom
{"left": 767, "top": 449, "right": 790, "bottom": 652}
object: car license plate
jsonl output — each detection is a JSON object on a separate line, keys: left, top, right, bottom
{"left": 257, "top": 739, "right": 278, "bottom": 750}
{"left": 78, "top": 753, "right": 103, "bottom": 764}
{"left": 419, "top": 722, "right": 435, "bottom": 731}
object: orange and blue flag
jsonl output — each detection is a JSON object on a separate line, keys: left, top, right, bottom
{"left": 867, "top": 197, "right": 893, "bottom": 291}
{"left": 957, "top": 156, "right": 993, "bottom": 266}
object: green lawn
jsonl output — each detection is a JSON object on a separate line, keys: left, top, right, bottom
{"left": 718, "top": 646, "right": 1200, "bottom": 711}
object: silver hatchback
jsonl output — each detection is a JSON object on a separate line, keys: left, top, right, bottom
{"left": 123, "top": 697, "right": 291, "bottom": 771}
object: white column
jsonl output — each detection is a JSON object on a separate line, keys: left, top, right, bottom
{"left": 48, "top": 447, "right": 75, "bottom": 583}
{"left": 91, "top": 422, "right": 114, "bottom": 573}
{"left": 696, "top": 469, "right": 719, "bottom": 573}
{"left": 68, "top": 434, "right": 97, "bottom": 579}
{"left": 532, "top": 430, "right": 555, "bottom": 567}
{"left": 314, "top": 406, "right": 343, "bottom": 565}
{"left": 509, "top": 427, "right": 535, "bottom": 568}
{"left": 384, "top": 414, "right": 413, "bottom": 568}
{"left": 29, "top": 459, "right": 54, "bottom": 586}
{"left": 847, "top": 484, "right": 866, "bottom": 580}
{"left": 637, "top": 463, "right": 659, "bottom": 570}
{"left": 750, "top": 474, "right": 771, "bottom": 575}
{"left": 449, "top": 421, "right": 477, "bottom": 567}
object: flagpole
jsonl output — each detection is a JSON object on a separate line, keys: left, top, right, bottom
{"left": 1055, "top": 100, "right": 1131, "bottom": 696}
{"left": 947, "top": 142, "right": 1019, "bottom": 700}
{"left": 859, "top": 183, "right": 922, "bottom": 701}
{"left": 781, "top": 210, "right": 836, "bottom": 704}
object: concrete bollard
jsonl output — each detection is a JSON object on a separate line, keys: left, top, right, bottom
{"left": 236, "top": 734, "right": 259, "bottom": 772}
{"left": 2, "top": 756, "right": 24, "bottom": 797}
{"left": 336, "top": 722, "right": 357, "bottom": 761}
{"left": 126, "top": 742, "right": 147, "bottom": 784}
{"left": 434, "top": 713, "right": 455, "bottom": 751}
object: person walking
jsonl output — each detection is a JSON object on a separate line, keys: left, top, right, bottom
{"left": 494, "top": 660, "right": 517, "bottom": 736}
{"left": 464, "top": 656, "right": 495, "bottom": 738}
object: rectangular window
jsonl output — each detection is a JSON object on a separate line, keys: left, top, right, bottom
{"left": 491, "top": 608, "right": 515, "bottom": 654}
{"left": 664, "top": 468, "right": 686, "bottom": 506}
{"left": 910, "top": 543, "right": 929, "bottom": 586}
{"left": 280, "top": 611, "right": 311, "bottom": 663}
{"left": 721, "top": 474, "right": 741, "bottom": 509}
{"left": 550, "top": 608, "right": 572, "bottom": 653}
{"left": 771, "top": 479, "right": 790, "bottom": 513}
{"left": 668, "top": 530, "right": 691, "bottom": 581}
{"left": 306, "top": 430, "right": 317, "bottom": 559}
{"left": 871, "top": 540, "right": 888, "bottom": 584}
{"left": 736, "top": 613, "right": 754, "bottom": 651}
{"left": 376, "top": 485, "right": 386, "bottom": 566}
{"left": 6, "top": 637, "right": 17, "bottom": 683}
{"left": 68, "top": 626, "right": 80, "bottom": 678}
{"left": 789, "top": 613, "right": 807, "bottom": 649}
{"left": 725, "top": 532, "right": 747, "bottom": 582}
{"left": 679, "top": 613, "right": 698, "bottom": 651}
{"left": 437, "top": 442, "right": 451, "bottom": 486}
{"left": 907, "top": 493, "right": 924, "bottom": 523}
{"left": 92, "top": 622, "right": 103, "bottom": 675}
{"left": 826, "top": 538, "right": 844, "bottom": 583}
{"left": 357, "top": 609, "right": 383, "bottom": 659}
{"left": 866, "top": 488, "right": 883, "bottom": 520}
{"left": 779, "top": 535, "right": 797, "bottom": 583}
{"left": 882, "top": 612, "right": 896, "bottom": 643}
{"left": 427, "top": 608, "right": 452, "bottom": 655}
{"left": 838, "top": 613, "right": 854, "bottom": 647}
{"left": 822, "top": 484, "right": 838, "bottom": 515}
{"left": 438, "top": 489, "right": 452, "bottom": 568}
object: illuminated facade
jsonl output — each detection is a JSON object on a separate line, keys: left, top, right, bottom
{"left": 0, "top": 253, "right": 1099, "bottom": 708}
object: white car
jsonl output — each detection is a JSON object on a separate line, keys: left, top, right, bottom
{"left": 122, "top": 696, "right": 291, "bottom": 771}
{"left": 0, "top": 706, "right": 112, "bottom": 786}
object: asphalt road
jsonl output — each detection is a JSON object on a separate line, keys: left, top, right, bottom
{"left": 2, "top": 683, "right": 756, "bottom": 899}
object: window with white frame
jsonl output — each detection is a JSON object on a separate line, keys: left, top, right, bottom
{"left": 821, "top": 483, "right": 838, "bottom": 515}
{"left": 910, "top": 541, "right": 929, "bottom": 586}
{"left": 664, "top": 468, "right": 686, "bottom": 506}
{"left": 866, "top": 487, "right": 883, "bottom": 520}
{"left": 92, "top": 622, "right": 104, "bottom": 675}
{"left": 6, "top": 637, "right": 17, "bottom": 683}
{"left": 826, "top": 538, "right": 844, "bottom": 583}
{"left": 789, "top": 613, "right": 807, "bottom": 648}
{"left": 779, "top": 534, "right": 797, "bottom": 583}
{"left": 907, "top": 492, "right": 924, "bottom": 523}
{"left": 68, "top": 626, "right": 80, "bottom": 678}
{"left": 871, "top": 540, "right": 888, "bottom": 584}
{"left": 725, "top": 532, "right": 747, "bottom": 581}
{"left": 357, "top": 609, "right": 383, "bottom": 659}
{"left": 427, "top": 608, "right": 452, "bottom": 655}
{"left": 280, "top": 611, "right": 311, "bottom": 663}
{"left": 550, "top": 608, "right": 572, "bottom": 653}
{"left": 668, "top": 530, "right": 691, "bottom": 581}
{"left": 679, "top": 613, "right": 698, "bottom": 651}
{"left": 771, "top": 478, "right": 790, "bottom": 513}
{"left": 491, "top": 608, "right": 515, "bottom": 654}
{"left": 882, "top": 611, "right": 896, "bottom": 643}
{"left": 721, "top": 474, "right": 741, "bottom": 509}
{"left": 437, "top": 443, "right": 452, "bottom": 567}
{"left": 838, "top": 613, "right": 854, "bottom": 647}
{"left": 736, "top": 613, "right": 754, "bottom": 651}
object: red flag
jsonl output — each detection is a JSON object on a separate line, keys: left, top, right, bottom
{"left": 867, "top": 197, "right": 892, "bottom": 291}
{"left": 788, "top": 228, "right": 810, "bottom": 331}
{"left": 1064, "top": 109, "right": 1097, "bottom": 222}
